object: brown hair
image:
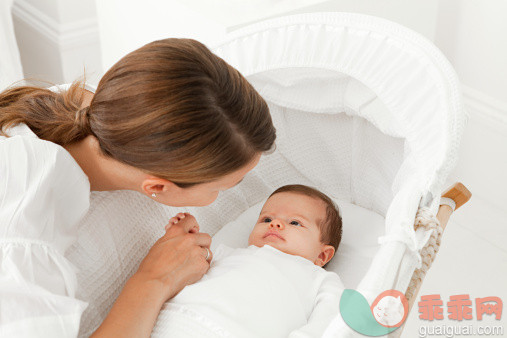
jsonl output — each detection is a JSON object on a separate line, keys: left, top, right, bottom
{"left": 0, "top": 38, "right": 276, "bottom": 187}
{"left": 269, "top": 184, "right": 343, "bottom": 252}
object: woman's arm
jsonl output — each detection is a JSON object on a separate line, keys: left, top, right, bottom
{"left": 91, "top": 218, "right": 212, "bottom": 337}
{"left": 91, "top": 275, "right": 166, "bottom": 337}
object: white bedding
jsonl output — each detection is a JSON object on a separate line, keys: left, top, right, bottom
{"left": 211, "top": 198, "right": 385, "bottom": 289}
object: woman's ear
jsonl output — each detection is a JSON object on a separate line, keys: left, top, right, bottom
{"left": 141, "top": 176, "right": 179, "bottom": 196}
{"left": 315, "top": 245, "right": 335, "bottom": 267}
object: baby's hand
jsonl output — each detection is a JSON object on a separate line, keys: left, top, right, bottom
{"left": 166, "top": 212, "right": 200, "bottom": 233}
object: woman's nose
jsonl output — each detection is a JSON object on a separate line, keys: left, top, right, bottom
{"left": 269, "top": 219, "right": 284, "bottom": 230}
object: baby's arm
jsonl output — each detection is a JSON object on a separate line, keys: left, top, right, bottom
{"left": 288, "top": 271, "right": 345, "bottom": 338}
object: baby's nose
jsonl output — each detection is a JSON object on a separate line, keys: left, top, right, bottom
{"left": 269, "top": 219, "right": 284, "bottom": 230}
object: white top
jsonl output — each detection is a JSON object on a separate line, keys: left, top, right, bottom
{"left": 0, "top": 124, "right": 91, "bottom": 337}
{"left": 153, "top": 244, "right": 344, "bottom": 338}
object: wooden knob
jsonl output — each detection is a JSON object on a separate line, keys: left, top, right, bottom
{"left": 437, "top": 182, "right": 472, "bottom": 231}
{"left": 441, "top": 182, "right": 472, "bottom": 210}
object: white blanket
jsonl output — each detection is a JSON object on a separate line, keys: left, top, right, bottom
{"left": 152, "top": 244, "right": 344, "bottom": 338}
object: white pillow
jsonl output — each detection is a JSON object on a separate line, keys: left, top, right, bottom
{"left": 211, "top": 198, "right": 385, "bottom": 288}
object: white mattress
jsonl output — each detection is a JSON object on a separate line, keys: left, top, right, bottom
{"left": 211, "top": 198, "right": 384, "bottom": 289}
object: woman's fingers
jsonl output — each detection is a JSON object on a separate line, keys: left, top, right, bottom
{"left": 191, "top": 232, "right": 212, "bottom": 248}
{"left": 162, "top": 222, "right": 209, "bottom": 259}
{"left": 161, "top": 214, "right": 212, "bottom": 262}
{"left": 168, "top": 231, "right": 212, "bottom": 260}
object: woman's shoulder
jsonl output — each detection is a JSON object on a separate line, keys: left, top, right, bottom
{"left": 0, "top": 124, "right": 90, "bottom": 252}
{"left": 1, "top": 123, "right": 90, "bottom": 192}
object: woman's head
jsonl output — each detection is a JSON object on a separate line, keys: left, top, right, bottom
{"left": 0, "top": 38, "right": 276, "bottom": 206}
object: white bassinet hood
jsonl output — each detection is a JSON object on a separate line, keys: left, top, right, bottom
{"left": 212, "top": 12, "right": 467, "bottom": 215}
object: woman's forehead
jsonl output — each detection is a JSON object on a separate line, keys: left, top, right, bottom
{"left": 215, "top": 153, "right": 261, "bottom": 187}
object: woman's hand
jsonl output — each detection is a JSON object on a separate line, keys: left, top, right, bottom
{"left": 91, "top": 216, "right": 213, "bottom": 337}
{"left": 137, "top": 213, "right": 211, "bottom": 300}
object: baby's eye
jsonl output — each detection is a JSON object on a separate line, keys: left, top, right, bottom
{"left": 262, "top": 217, "right": 272, "bottom": 223}
{"left": 290, "top": 220, "right": 303, "bottom": 227}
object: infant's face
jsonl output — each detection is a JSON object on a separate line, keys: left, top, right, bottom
{"left": 248, "top": 192, "right": 329, "bottom": 265}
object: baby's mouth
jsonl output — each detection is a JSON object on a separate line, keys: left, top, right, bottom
{"left": 263, "top": 231, "right": 284, "bottom": 240}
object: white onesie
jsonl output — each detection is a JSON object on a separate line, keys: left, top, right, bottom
{"left": 152, "top": 244, "right": 345, "bottom": 338}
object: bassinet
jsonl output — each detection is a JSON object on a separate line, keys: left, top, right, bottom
{"left": 67, "top": 12, "right": 470, "bottom": 337}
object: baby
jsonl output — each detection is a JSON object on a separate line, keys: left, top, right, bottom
{"left": 152, "top": 184, "right": 344, "bottom": 338}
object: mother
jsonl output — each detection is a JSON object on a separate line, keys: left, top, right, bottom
{"left": 0, "top": 38, "right": 275, "bottom": 337}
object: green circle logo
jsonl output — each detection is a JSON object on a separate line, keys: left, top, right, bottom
{"left": 340, "top": 289, "right": 408, "bottom": 336}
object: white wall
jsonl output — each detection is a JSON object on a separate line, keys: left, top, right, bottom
{"left": 435, "top": 0, "right": 507, "bottom": 103}
{"left": 432, "top": 0, "right": 507, "bottom": 211}
{"left": 0, "top": 0, "right": 23, "bottom": 90}
{"left": 12, "top": 0, "right": 102, "bottom": 85}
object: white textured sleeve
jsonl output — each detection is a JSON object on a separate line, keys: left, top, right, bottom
{"left": 0, "top": 134, "right": 90, "bottom": 337}
{"left": 288, "top": 272, "right": 345, "bottom": 338}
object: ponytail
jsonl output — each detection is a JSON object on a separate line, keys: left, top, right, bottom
{"left": 0, "top": 81, "right": 93, "bottom": 145}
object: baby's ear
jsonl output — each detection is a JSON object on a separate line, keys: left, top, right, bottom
{"left": 315, "top": 245, "right": 335, "bottom": 267}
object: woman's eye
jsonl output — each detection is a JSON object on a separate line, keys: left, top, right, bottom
{"left": 290, "top": 220, "right": 302, "bottom": 227}
{"left": 262, "top": 217, "right": 272, "bottom": 223}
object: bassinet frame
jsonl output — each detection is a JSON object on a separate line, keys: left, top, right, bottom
{"left": 395, "top": 182, "right": 471, "bottom": 336}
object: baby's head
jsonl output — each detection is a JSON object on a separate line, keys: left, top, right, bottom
{"left": 248, "top": 184, "right": 342, "bottom": 267}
